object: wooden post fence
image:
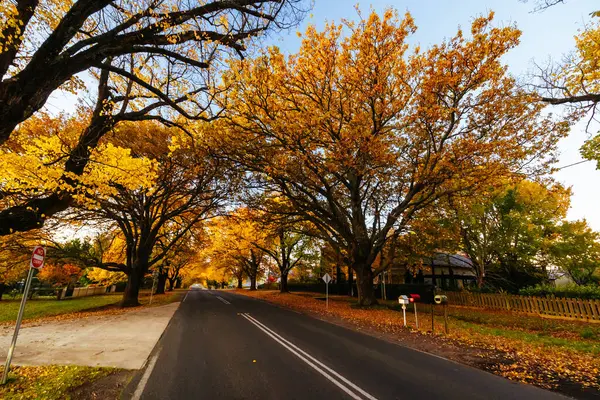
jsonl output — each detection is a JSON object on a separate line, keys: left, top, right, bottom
{"left": 443, "top": 292, "right": 600, "bottom": 322}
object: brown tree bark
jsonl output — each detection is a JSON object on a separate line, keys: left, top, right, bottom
{"left": 167, "top": 277, "right": 176, "bottom": 291}
{"left": 280, "top": 272, "right": 289, "bottom": 293}
{"left": 155, "top": 271, "right": 167, "bottom": 295}
{"left": 355, "top": 265, "right": 377, "bottom": 306}
{"left": 121, "top": 270, "right": 143, "bottom": 307}
{"left": 121, "top": 245, "right": 151, "bottom": 307}
{"left": 348, "top": 265, "right": 354, "bottom": 297}
{"left": 250, "top": 275, "right": 257, "bottom": 291}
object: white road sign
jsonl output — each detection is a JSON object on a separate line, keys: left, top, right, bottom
{"left": 322, "top": 273, "right": 332, "bottom": 284}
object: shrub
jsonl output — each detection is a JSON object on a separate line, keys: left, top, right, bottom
{"left": 519, "top": 283, "right": 600, "bottom": 300}
{"left": 580, "top": 328, "right": 597, "bottom": 340}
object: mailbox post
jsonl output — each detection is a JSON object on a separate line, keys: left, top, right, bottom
{"left": 434, "top": 295, "right": 449, "bottom": 334}
{"left": 408, "top": 294, "right": 420, "bottom": 329}
{"left": 398, "top": 295, "right": 410, "bottom": 327}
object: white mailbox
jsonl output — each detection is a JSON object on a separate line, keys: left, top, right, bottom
{"left": 398, "top": 295, "right": 410, "bottom": 305}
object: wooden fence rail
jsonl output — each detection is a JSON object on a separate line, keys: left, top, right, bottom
{"left": 444, "top": 291, "right": 600, "bottom": 322}
{"left": 60, "top": 286, "right": 115, "bottom": 299}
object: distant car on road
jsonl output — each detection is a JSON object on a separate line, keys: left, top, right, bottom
{"left": 190, "top": 283, "right": 205, "bottom": 290}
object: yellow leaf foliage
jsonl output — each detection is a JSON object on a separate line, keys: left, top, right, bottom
{"left": 0, "top": 113, "right": 158, "bottom": 210}
{"left": 86, "top": 268, "right": 127, "bottom": 286}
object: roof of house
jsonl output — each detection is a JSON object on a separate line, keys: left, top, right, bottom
{"left": 422, "top": 253, "right": 474, "bottom": 270}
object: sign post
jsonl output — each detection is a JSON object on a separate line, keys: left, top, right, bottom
{"left": 149, "top": 269, "right": 159, "bottom": 305}
{"left": 322, "top": 273, "right": 332, "bottom": 310}
{"left": 2, "top": 246, "right": 45, "bottom": 385}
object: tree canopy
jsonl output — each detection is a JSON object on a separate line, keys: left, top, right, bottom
{"left": 217, "top": 10, "right": 568, "bottom": 304}
{"left": 0, "top": 0, "right": 306, "bottom": 235}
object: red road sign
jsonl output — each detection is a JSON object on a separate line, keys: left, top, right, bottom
{"left": 30, "top": 246, "right": 45, "bottom": 269}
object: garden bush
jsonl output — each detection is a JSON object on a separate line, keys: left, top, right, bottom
{"left": 519, "top": 283, "right": 600, "bottom": 300}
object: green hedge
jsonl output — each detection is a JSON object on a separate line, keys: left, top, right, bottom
{"left": 519, "top": 284, "right": 600, "bottom": 300}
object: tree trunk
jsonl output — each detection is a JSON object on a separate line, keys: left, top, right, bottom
{"left": 155, "top": 272, "right": 167, "bottom": 295}
{"left": 250, "top": 275, "right": 257, "bottom": 291}
{"left": 476, "top": 272, "right": 484, "bottom": 289}
{"left": 348, "top": 266, "right": 354, "bottom": 296}
{"left": 280, "top": 272, "right": 289, "bottom": 293}
{"left": 336, "top": 263, "right": 342, "bottom": 295}
{"left": 168, "top": 278, "right": 176, "bottom": 291}
{"left": 237, "top": 277, "right": 243, "bottom": 289}
{"left": 0, "top": 283, "right": 5, "bottom": 301}
{"left": 121, "top": 269, "right": 143, "bottom": 307}
{"left": 355, "top": 265, "right": 377, "bottom": 306}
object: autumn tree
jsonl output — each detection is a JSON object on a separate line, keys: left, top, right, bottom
{"left": 387, "top": 206, "right": 462, "bottom": 285}
{"left": 161, "top": 236, "right": 199, "bottom": 291}
{"left": 0, "top": 228, "right": 56, "bottom": 300}
{"left": 50, "top": 124, "right": 233, "bottom": 306}
{"left": 87, "top": 125, "right": 232, "bottom": 305}
{"left": 447, "top": 180, "right": 571, "bottom": 291}
{"left": 206, "top": 210, "right": 270, "bottom": 290}
{"left": 551, "top": 220, "right": 600, "bottom": 285}
{"left": 532, "top": 12, "right": 600, "bottom": 172}
{"left": 37, "top": 264, "right": 82, "bottom": 288}
{"left": 0, "top": 232, "right": 36, "bottom": 300}
{"left": 0, "top": 0, "right": 304, "bottom": 143}
{"left": 0, "top": 103, "right": 157, "bottom": 235}
{"left": 247, "top": 205, "right": 318, "bottom": 292}
{"left": 86, "top": 267, "right": 127, "bottom": 286}
{"left": 523, "top": 0, "right": 568, "bottom": 12}
{"left": 255, "top": 225, "right": 314, "bottom": 292}
{"left": 152, "top": 229, "right": 204, "bottom": 294}
{"left": 0, "top": 0, "right": 306, "bottom": 235}
{"left": 219, "top": 10, "right": 568, "bottom": 304}
{"left": 535, "top": 14, "right": 600, "bottom": 111}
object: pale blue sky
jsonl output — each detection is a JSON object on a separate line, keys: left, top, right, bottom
{"left": 47, "top": 1, "right": 600, "bottom": 230}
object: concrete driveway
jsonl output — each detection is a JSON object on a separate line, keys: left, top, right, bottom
{"left": 0, "top": 302, "right": 179, "bottom": 369}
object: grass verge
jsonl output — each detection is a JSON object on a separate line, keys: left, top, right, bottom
{"left": 0, "top": 295, "right": 121, "bottom": 323}
{"left": 0, "top": 289, "right": 185, "bottom": 325}
{"left": 0, "top": 365, "right": 115, "bottom": 400}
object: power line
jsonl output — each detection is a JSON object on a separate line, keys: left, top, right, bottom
{"left": 555, "top": 159, "right": 593, "bottom": 171}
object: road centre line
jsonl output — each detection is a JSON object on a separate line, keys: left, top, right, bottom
{"left": 216, "top": 296, "right": 231, "bottom": 305}
{"left": 241, "top": 313, "right": 377, "bottom": 400}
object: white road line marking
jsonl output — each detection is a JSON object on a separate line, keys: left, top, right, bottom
{"left": 216, "top": 296, "right": 231, "bottom": 305}
{"left": 131, "top": 348, "right": 161, "bottom": 400}
{"left": 244, "top": 314, "right": 378, "bottom": 400}
{"left": 241, "top": 313, "right": 377, "bottom": 400}
{"left": 183, "top": 292, "right": 189, "bottom": 302}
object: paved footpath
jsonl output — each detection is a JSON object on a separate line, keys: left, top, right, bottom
{"left": 133, "top": 290, "right": 566, "bottom": 400}
{"left": 0, "top": 303, "right": 178, "bottom": 369}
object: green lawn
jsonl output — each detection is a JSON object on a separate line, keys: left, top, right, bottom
{"left": 451, "top": 319, "right": 600, "bottom": 354}
{"left": 313, "top": 293, "right": 600, "bottom": 354}
{"left": 0, "top": 294, "right": 121, "bottom": 323}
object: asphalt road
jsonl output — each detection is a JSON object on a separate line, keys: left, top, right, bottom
{"left": 135, "top": 289, "right": 565, "bottom": 400}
